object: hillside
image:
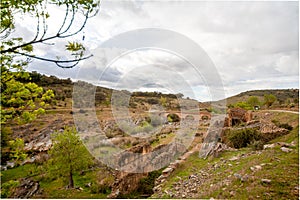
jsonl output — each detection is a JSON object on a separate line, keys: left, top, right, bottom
{"left": 224, "top": 89, "right": 299, "bottom": 109}
{"left": 151, "top": 111, "right": 299, "bottom": 199}
{"left": 1, "top": 72, "right": 299, "bottom": 199}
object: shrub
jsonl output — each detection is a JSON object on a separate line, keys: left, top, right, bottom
{"left": 136, "top": 170, "right": 162, "bottom": 196}
{"left": 278, "top": 123, "right": 293, "bottom": 131}
{"left": 234, "top": 101, "right": 252, "bottom": 110}
{"left": 90, "top": 182, "right": 111, "bottom": 194}
{"left": 1, "top": 126, "right": 12, "bottom": 146}
{"left": 1, "top": 180, "right": 19, "bottom": 198}
{"left": 147, "top": 98, "right": 159, "bottom": 104}
{"left": 167, "top": 113, "right": 180, "bottom": 123}
{"left": 250, "top": 140, "right": 264, "bottom": 151}
{"left": 226, "top": 128, "right": 261, "bottom": 149}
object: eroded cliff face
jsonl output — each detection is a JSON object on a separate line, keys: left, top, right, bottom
{"left": 108, "top": 143, "right": 151, "bottom": 198}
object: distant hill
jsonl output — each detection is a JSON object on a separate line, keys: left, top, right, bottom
{"left": 224, "top": 89, "right": 299, "bottom": 107}
{"left": 26, "top": 72, "right": 299, "bottom": 110}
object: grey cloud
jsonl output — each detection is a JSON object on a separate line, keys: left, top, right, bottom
{"left": 15, "top": 0, "right": 298, "bottom": 100}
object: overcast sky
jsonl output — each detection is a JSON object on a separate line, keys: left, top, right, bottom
{"left": 17, "top": 0, "right": 299, "bottom": 101}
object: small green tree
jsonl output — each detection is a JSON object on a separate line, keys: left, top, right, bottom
{"left": 234, "top": 101, "right": 252, "bottom": 110}
{"left": 160, "top": 96, "right": 167, "bottom": 107}
{"left": 8, "top": 138, "right": 27, "bottom": 162}
{"left": 49, "top": 126, "right": 93, "bottom": 188}
{"left": 246, "top": 96, "right": 260, "bottom": 108}
{"left": 264, "top": 94, "right": 277, "bottom": 108}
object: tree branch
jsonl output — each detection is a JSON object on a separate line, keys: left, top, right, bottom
{"left": 1, "top": 1, "right": 100, "bottom": 68}
{"left": 58, "top": 4, "right": 69, "bottom": 34}
{"left": 12, "top": 50, "right": 93, "bottom": 68}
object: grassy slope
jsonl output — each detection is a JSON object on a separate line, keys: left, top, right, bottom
{"left": 1, "top": 164, "right": 111, "bottom": 198}
{"left": 152, "top": 113, "right": 299, "bottom": 199}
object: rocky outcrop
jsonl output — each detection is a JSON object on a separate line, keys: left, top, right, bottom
{"left": 24, "top": 135, "right": 52, "bottom": 152}
{"left": 259, "top": 123, "right": 288, "bottom": 135}
{"left": 11, "top": 178, "right": 39, "bottom": 198}
{"left": 108, "top": 142, "right": 152, "bottom": 198}
{"left": 108, "top": 171, "right": 147, "bottom": 198}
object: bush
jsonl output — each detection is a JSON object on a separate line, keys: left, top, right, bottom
{"left": 278, "top": 123, "right": 293, "bottom": 131}
{"left": 147, "top": 98, "right": 159, "bottom": 104}
{"left": 250, "top": 140, "right": 264, "bottom": 151}
{"left": 1, "top": 126, "right": 12, "bottom": 146}
{"left": 234, "top": 101, "right": 252, "bottom": 110}
{"left": 136, "top": 170, "right": 162, "bottom": 196}
{"left": 1, "top": 180, "right": 19, "bottom": 198}
{"left": 167, "top": 114, "right": 180, "bottom": 123}
{"left": 90, "top": 182, "right": 111, "bottom": 194}
{"left": 226, "top": 128, "right": 261, "bottom": 149}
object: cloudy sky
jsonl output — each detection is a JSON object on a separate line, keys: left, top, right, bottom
{"left": 17, "top": 0, "right": 299, "bottom": 101}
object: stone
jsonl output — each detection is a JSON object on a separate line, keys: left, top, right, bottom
{"left": 234, "top": 173, "right": 242, "bottom": 180}
{"left": 277, "top": 142, "right": 295, "bottom": 148}
{"left": 21, "top": 157, "right": 36, "bottom": 166}
{"left": 263, "top": 143, "right": 275, "bottom": 149}
{"left": 261, "top": 179, "right": 271, "bottom": 184}
{"left": 255, "top": 165, "right": 262, "bottom": 170}
{"left": 76, "top": 187, "right": 83, "bottom": 191}
{"left": 241, "top": 175, "right": 249, "bottom": 182}
{"left": 189, "top": 174, "right": 197, "bottom": 179}
{"left": 162, "top": 167, "right": 173, "bottom": 175}
{"left": 85, "top": 182, "right": 91, "bottom": 187}
{"left": 250, "top": 165, "right": 262, "bottom": 172}
{"left": 229, "top": 156, "right": 239, "bottom": 161}
{"left": 191, "top": 188, "right": 197, "bottom": 193}
{"left": 280, "top": 147, "right": 292, "bottom": 153}
{"left": 6, "top": 161, "right": 15, "bottom": 168}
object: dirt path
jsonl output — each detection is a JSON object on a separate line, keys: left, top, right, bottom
{"left": 267, "top": 110, "right": 299, "bottom": 114}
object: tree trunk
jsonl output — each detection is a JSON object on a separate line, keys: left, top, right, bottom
{"left": 69, "top": 171, "right": 74, "bottom": 188}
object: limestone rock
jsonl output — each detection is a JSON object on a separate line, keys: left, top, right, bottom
{"left": 261, "top": 179, "right": 271, "bottom": 184}
{"left": 280, "top": 147, "right": 292, "bottom": 152}
{"left": 263, "top": 143, "right": 275, "bottom": 149}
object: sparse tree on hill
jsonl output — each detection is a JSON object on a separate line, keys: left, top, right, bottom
{"left": 247, "top": 96, "right": 260, "bottom": 108}
{"left": 48, "top": 126, "right": 93, "bottom": 188}
{"left": 264, "top": 94, "right": 277, "bottom": 108}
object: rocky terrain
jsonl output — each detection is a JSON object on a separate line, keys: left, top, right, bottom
{"left": 1, "top": 73, "right": 299, "bottom": 199}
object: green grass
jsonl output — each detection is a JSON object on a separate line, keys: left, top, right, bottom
{"left": 1, "top": 164, "right": 38, "bottom": 183}
{"left": 1, "top": 164, "right": 112, "bottom": 198}
{"left": 37, "top": 172, "right": 108, "bottom": 199}
{"left": 271, "top": 112, "right": 299, "bottom": 126}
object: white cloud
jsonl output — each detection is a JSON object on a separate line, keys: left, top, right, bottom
{"left": 16, "top": 0, "right": 298, "bottom": 100}
{"left": 275, "top": 51, "right": 299, "bottom": 75}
